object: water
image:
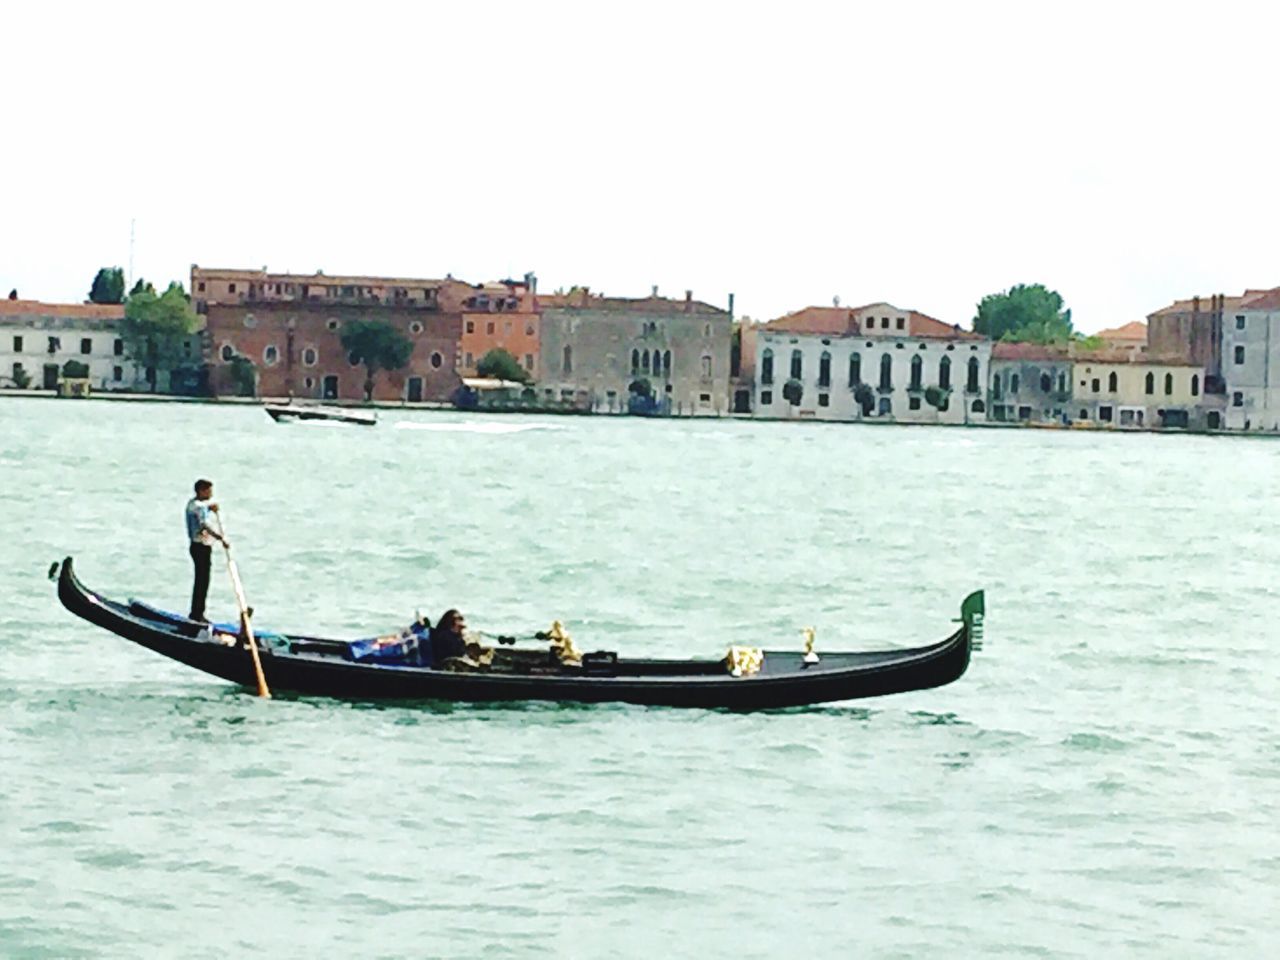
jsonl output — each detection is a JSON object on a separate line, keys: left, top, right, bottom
{"left": 1, "top": 398, "right": 1276, "bottom": 958}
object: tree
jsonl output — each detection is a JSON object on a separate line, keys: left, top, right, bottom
{"left": 339, "top": 319, "right": 413, "bottom": 401}
{"left": 89, "top": 267, "right": 126, "bottom": 304}
{"left": 11, "top": 366, "right": 31, "bottom": 388}
{"left": 130, "top": 278, "right": 156, "bottom": 297}
{"left": 476, "top": 347, "right": 530, "bottom": 383}
{"left": 973, "top": 284, "right": 1073, "bottom": 343}
{"left": 782, "top": 378, "right": 804, "bottom": 406}
{"left": 61, "top": 359, "right": 90, "bottom": 379}
{"left": 924, "top": 385, "right": 950, "bottom": 411}
{"left": 120, "top": 281, "right": 198, "bottom": 391}
{"left": 853, "top": 382, "right": 875, "bottom": 416}
{"left": 7, "top": 289, "right": 16, "bottom": 300}
{"left": 227, "top": 355, "right": 257, "bottom": 397}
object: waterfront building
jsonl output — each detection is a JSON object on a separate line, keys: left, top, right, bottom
{"left": 0, "top": 299, "right": 159, "bottom": 392}
{"left": 458, "top": 274, "right": 540, "bottom": 379}
{"left": 1070, "top": 350, "right": 1205, "bottom": 428}
{"left": 988, "top": 342, "right": 1072, "bottom": 423}
{"left": 1221, "top": 287, "right": 1280, "bottom": 430}
{"left": 193, "top": 266, "right": 466, "bottom": 401}
{"left": 1095, "top": 321, "right": 1147, "bottom": 354}
{"left": 729, "top": 316, "right": 758, "bottom": 414}
{"left": 751, "top": 302, "right": 991, "bottom": 424}
{"left": 537, "top": 287, "right": 733, "bottom": 415}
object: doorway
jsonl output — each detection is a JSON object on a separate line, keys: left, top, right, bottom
{"left": 406, "top": 377, "right": 423, "bottom": 403}
{"left": 322, "top": 375, "right": 339, "bottom": 400}
{"left": 43, "top": 363, "right": 59, "bottom": 389}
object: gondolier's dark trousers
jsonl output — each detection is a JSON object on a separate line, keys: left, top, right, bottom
{"left": 189, "top": 542, "right": 212, "bottom": 622}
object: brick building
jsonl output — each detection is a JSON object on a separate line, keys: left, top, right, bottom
{"left": 458, "top": 274, "right": 540, "bottom": 378}
{"left": 193, "top": 266, "right": 467, "bottom": 401}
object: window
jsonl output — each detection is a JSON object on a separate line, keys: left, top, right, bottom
{"left": 701, "top": 355, "right": 712, "bottom": 378}
{"left": 663, "top": 351, "right": 671, "bottom": 374}
{"left": 699, "top": 393, "right": 711, "bottom": 403}
{"left": 524, "top": 354, "right": 534, "bottom": 370}
{"left": 12, "top": 335, "right": 22, "bottom": 352}
{"left": 563, "top": 345, "right": 572, "bottom": 374}
{"left": 526, "top": 323, "right": 535, "bottom": 336}
{"left": 642, "top": 351, "right": 651, "bottom": 373}
{"left": 197, "top": 281, "right": 206, "bottom": 292}
{"left": 896, "top": 317, "right": 905, "bottom": 330}
{"left": 818, "top": 393, "right": 830, "bottom": 407}
{"left": 879, "top": 353, "right": 892, "bottom": 390}
{"left": 1040, "top": 372, "right": 1051, "bottom": 393}
{"left": 504, "top": 321, "right": 512, "bottom": 335}
{"left": 220, "top": 343, "right": 235, "bottom": 361}
{"left": 1191, "top": 374, "right": 1199, "bottom": 396}
{"left": 79, "top": 338, "right": 92, "bottom": 355}
{"left": 243, "top": 314, "right": 257, "bottom": 329}
{"left": 327, "top": 318, "right": 340, "bottom": 331}
{"left": 263, "top": 345, "right": 279, "bottom": 366}
{"left": 967, "top": 357, "right": 979, "bottom": 393}
{"left": 790, "top": 349, "right": 803, "bottom": 380}
{"left": 631, "top": 349, "right": 640, "bottom": 373}
{"left": 704, "top": 323, "right": 711, "bottom": 338}
{"left": 1232, "top": 391, "right": 1243, "bottom": 407}
{"left": 1144, "top": 371, "right": 1154, "bottom": 394}
{"left": 909, "top": 396, "right": 921, "bottom": 410}
{"left": 878, "top": 396, "right": 891, "bottom": 415}
{"left": 465, "top": 320, "right": 475, "bottom": 334}
{"left": 1098, "top": 405, "right": 1113, "bottom": 422}
{"left": 1164, "top": 373, "right": 1173, "bottom": 395}
{"left": 1078, "top": 408, "right": 1089, "bottom": 420}
{"left": 112, "top": 365, "right": 123, "bottom": 381}
{"left": 11, "top": 361, "right": 23, "bottom": 379}
{"left": 47, "top": 336, "right": 60, "bottom": 354}
{"left": 1235, "top": 345, "right": 1245, "bottom": 364}
{"left": 1058, "top": 373, "right": 1066, "bottom": 392}
{"left": 819, "top": 351, "right": 831, "bottom": 387}
{"left": 848, "top": 352, "right": 861, "bottom": 386}
{"left": 1108, "top": 372, "right": 1117, "bottom": 392}
{"left": 430, "top": 352, "right": 443, "bottom": 369}
{"left": 302, "top": 347, "right": 318, "bottom": 366}
{"left": 972, "top": 399, "right": 985, "bottom": 414}
{"left": 409, "top": 321, "right": 423, "bottom": 334}
{"left": 761, "top": 348, "right": 774, "bottom": 385}
{"left": 939, "top": 355, "right": 951, "bottom": 390}
{"left": 1091, "top": 378, "right": 1100, "bottom": 393}
{"left": 993, "top": 373, "right": 1002, "bottom": 398}
{"left": 465, "top": 352, "right": 474, "bottom": 367}
{"left": 113, "top": 338, "right": 123, "bottom": 356}
{"left": 761, "top": 390, "right": 773, "bottom": 405}
{"left": 1236, "top": 315, "right": 1246, "bottom": 330}
{"left": 486, "top": 321, "right": 495, "bottom": 335}
{"left": 909, "top": 354, "right": 923, "bottom": 389}
{"left": 1011, "top": 373, "right": 1019, "bottom": 394}
{"left": 228, "top": 282, "right": 237, "bottom": 294}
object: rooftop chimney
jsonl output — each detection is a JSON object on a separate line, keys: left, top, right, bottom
{"left": 684, "top": 289, "right": 692, "bottom": 313}
{"left": 651, "top": 284, "right": 659, "bottom": 298}
{"left": 728, "top": 292, "right": 735, "bottom": 319}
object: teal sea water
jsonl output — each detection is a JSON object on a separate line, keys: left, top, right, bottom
{"left": 0, "top": 398, "right": 1277, "bottom": 958}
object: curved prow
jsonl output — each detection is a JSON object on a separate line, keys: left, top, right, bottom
{"left": 961, "top": 590, "right": 985, "bottom": 650}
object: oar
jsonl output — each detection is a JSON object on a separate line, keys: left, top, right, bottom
{"left": 214, "top": 511, "right": 271, "bottom": 699}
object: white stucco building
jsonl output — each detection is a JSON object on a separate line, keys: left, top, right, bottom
{"left": 0, "top": 299, "right": 154, "bottom": 391}
{"left": 752, "top": 302, "right": 992, "bottom": 424}
{"left": 1221, "top": 288, "right": 1280, "bottom": 431}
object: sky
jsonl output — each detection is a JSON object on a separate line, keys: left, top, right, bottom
{"left": 3, "top": 0, "right": 1277, "bottom": 333}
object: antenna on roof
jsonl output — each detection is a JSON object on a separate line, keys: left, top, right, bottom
{"left": 128, "top": 218, "right": 135, "bottom": 288}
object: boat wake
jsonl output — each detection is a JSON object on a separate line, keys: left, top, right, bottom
{"left": 393, "top": 421, "right": 563, "bottom": 435}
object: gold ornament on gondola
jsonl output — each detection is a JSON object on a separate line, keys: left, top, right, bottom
{"left": 802, "top": 626, "right": 819, "bottom": 664}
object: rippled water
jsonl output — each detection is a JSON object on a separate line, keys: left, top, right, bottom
{"left": 1, "top": 398, "right": 1277, "bottom": 958}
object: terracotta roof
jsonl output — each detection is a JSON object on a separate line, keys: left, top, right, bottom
{"left": 0, "top": 299, "right": 124, "bottom": 319}
{"left": 537, "top": 292, "right": 727, "bottom": 315}
{"left": 1148, "top": 294, "right": 1247, "bottom": 318}
{"left": 906, "top": 311, "right": 982, "bottom": 340}
{"left": 992, "top": 342, "right": 1070, "bottom": 361}
{"left": 192, "top": 266, "right": 451, "bottom": 288}
{"left": 1095, "top": 320, "right": 1146, "bottom": 342}
{"left": 1070, "top": 346, "right": 1197, "bottom": 366}
{"left": 762, "top": 305, "right": 868, "bottom": 335}
{"left": 1241, "top": 289, "right": 1280, "bottom": 311}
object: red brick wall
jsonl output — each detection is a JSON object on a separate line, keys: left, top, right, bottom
{"left": 206, "top": 303, "right": 461, "bottom": 401}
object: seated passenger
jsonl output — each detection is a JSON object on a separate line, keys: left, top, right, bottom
{"left": 430, "top": 609, "right": 469, "bottom": 663}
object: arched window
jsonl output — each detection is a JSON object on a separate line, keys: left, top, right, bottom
{"left": 641, "top": 350, "right": 650, "bottom": 373}
{"left": 1191, "top": 374, "right": 1200, "bottom": 396}
{"left": 939, "top": 355, "right": 951, "bottom": 391}
{"left": 972, "top": 399, "right": 985, "bottom": 413}
{"left": 967, "top": 358, "right": 979, "bottom": 393}
{"left": 849, "top": 352, "right": 861, "bottom": 386}
{"left": 879, "top": 353, "right": 892, "bottom": 390}
{"left": 790, "top": 349, "right": 803, "bottom": 380}
{"left": 909, "top": 354, "right": 923, "bottom": 389}
{"left": 631, "top": 349, "right": 639, "bottom": 374}
{"left": 1164, "top": 372, "right": 1173, "bottom": 395}
{"left": 1040, "top": 372, "right": 1051, "bottom": 393}
{"left": 1058, "top": 373, "right": 1066, "bottom": 392}
{"left": 1145, "top": 371, "right": 1154, "bottom": 395}
{"left": 993, "top": 373, "right": 1002, "bottom": 398}
{"left": 1011, "top": 373, "right": 1020, "bottom": 394}
{"left": 761, "top": 348, "right": 774, "bottom": 385}
{"left": 819, "top": 351, "right": 831, "bottom": 387}
{"left": 663, "top": 350, "right": 672, "bottom": 374}
{"left": 563, "top": 344, "right": 572, "bottom": 374}
{"left": 1108, "top": 371, "right": 1117, "bottom": 392}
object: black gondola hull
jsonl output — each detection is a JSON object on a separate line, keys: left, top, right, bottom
{"left": 56, "top": 558, "right": 980, "bottom": 710}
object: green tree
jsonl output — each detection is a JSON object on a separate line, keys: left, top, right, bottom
{"left": 973, "top": 284, "right": 1073, "bottom": 343}
{"left": 227, "top": 355, "right": 257, "bottom": 397}
{"left": 782, "top": 378, "right": 804, "bottom": 406}
{"left": 853, "top": 382, "right": 875, "bottom": 416}
{"left": 130, "top": 278, "right": 156, "bottom": 297}
{"left": 89, "top": 267, "right": 126, "bottom": 304}
{"left": 121, "top": 281, "right": 198, "bottom": 391}
{"left": 924, "top": 385, "right": 950, "bottom": 411}
{"left": 61, "top": 359, "right": 90, "bottom": 379}
{"left": 339, "top": 319, "right": 413, "bottom": 401}
{"left": 11, "top": 366, "right": 32, "bottom": 388}
{"left": 476, "top": 347, "right": 530, "bottom": 383}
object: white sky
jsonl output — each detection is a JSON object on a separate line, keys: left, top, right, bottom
{"left": 3, "top": 0, "right": 1276, "bottom": 332}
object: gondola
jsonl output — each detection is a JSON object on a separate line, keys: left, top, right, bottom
{"left": 54, "top": 558, "right": 984, "bottom": 710}
{"left": 263, "top": 403, "right": 377, "bottom": 426}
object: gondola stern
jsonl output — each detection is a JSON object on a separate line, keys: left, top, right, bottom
{"left": 960, "top": 589, "right": 986, "bottom": 651}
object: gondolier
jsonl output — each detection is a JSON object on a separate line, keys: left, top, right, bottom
{"left": 185, "top": 479, "right": 227, "bottom": 622}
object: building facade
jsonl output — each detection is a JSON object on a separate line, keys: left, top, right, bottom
{"left": 458, "top": 276, "right": 540, "bottom": 378}
{"left": 0, "top": 299, "right": 155, "bottom": 391}
{"left": 752, "top": 302, "right": 991, "bottom": 424}
{"left": 537, "top": 288, "right": 733, "bottom": 415}
{"left": 193, "top": 266, "right": 464, "bottom": 401}
{"left": 1071, "top": 353, "right": 1205, "bottom": 428}
{"left": 1222, "top": 288, "right": 1280, "bottom": 430}
{"left": 988, "top": 343, "right": 1072, "bottom": 423}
